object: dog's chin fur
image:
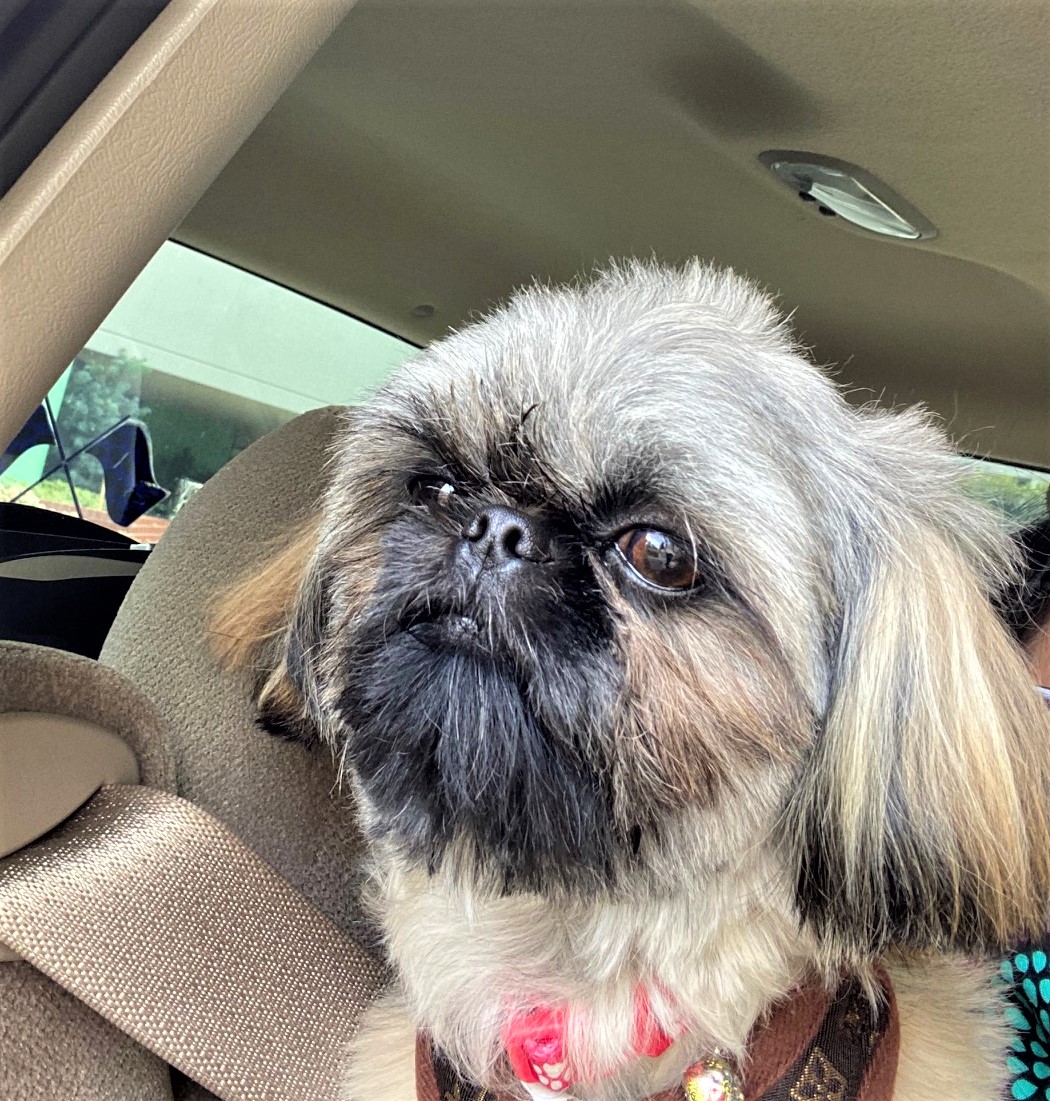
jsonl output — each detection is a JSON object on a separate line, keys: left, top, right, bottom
{"left": 213, "top": 261, "right": 1050, "bottom": 1100}
{"left": 349, "top": 767, "right": 815, "bottom": 1092}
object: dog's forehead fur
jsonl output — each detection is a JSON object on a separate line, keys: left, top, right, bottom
{"left": 389, "top": 262, "right": 826, "bottom": 495}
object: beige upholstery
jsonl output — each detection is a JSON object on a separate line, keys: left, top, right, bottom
{"left": 2, "top": 409, "right": 377, "bottom": 1099}
{"left": 100, "top": 406, "right": 376, "bottom": 1101}
{"left": 0, "top": 643, "right": 179, "bottom": 1100}
{"left": 100, "top": 407, "right": 374, "bottom": 945}
{"left": 0, "top": 963, "right": 174, "bottom": 1101}
{"left": 0, "top": 642, "right": 175, "bottom": 793}
{"left": 1, "top": 785, "right": 386, "bottom": 1101}
{"left": 0, "top": 0, "right": 357, "bottom": 449}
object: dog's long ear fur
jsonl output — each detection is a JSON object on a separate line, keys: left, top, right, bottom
{"left": 794, "top": 418, "right": 1050, "bottom": 958}
{"left": 210, "top": 519, "right": 325, "bottom": 742}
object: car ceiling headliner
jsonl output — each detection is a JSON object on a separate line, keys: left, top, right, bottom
{"left": 175, "top": 0, "right": 1050, "bottom": 467}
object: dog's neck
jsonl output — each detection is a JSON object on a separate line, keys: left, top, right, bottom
{"left": 419, "top": 969, "right": 901, "bottom": 1101}
{"left": 372, "top": 846, "right": 823, "bottom": 1100}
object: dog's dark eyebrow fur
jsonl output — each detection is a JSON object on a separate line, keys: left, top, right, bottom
{"left": 573, "top": 475, "right": 663, "bottom": 531}
{"left": 386, "top": 402, "right": 661, "bottom": 524}
{"left": 386, "top": 404, "right": 548, "bottom": 500}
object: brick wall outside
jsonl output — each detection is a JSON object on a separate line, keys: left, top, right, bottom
{"left": 17, "top": 496, "right": 171, "bottom": 544}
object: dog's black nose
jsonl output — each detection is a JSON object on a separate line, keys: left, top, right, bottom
{"left": 463, "top": 505, "right": 549, "bottom": 564}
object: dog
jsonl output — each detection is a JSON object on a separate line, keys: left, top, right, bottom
{"left": 213, "top": 261, "right": 1050, "bottom": 1100}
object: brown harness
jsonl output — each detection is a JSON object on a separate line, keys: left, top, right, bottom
{"left": 416, "top": 971, "right": 900, "bottom": 1101}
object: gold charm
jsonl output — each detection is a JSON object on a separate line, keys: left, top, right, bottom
{"left": 683, "top": 1055, "right": 744, "bottom": 1101}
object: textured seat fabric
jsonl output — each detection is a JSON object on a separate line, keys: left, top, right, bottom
{"left": 2, "top": 409, "right": 380, "bottom": 1101}
{"left": 1, "top": 784, "right": 387, "bottom": 1101}
{"left": 0, "top": 640, "right": 175, "bottom": 792}
{"left": 100, "top": 406, "right": 375, "bottom": 946}
{"left": 0, "top": 964, "right": 175, "bottom": 1101}
{"left": 100, "top": 407, "right": 380, "bottom": 1101}
{"left": 0, "top": 641, "right": 177, "bottom": 1101}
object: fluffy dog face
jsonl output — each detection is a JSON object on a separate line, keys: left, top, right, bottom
{"left": 226, "top": 263, "right": 1050, "bottom": 957}
{"left": 294, "top": 267, "right": 825, "bottom": 894}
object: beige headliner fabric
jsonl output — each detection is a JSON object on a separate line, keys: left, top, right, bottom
{"left": 0, "top": 0, "right": 357, "bottom": 448}
{"left": 0, "top": 785, "right": 387, "bottom": 1101}
{"left": 178, "top": 0, "right": 1050, "bottom": 467}
{"left": 101, "top": 407, "right": 378, "bottom": 950}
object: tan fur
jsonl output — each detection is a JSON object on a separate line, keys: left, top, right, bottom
{"left": 888, "top": 956, "right": 1011, "bottom": 1101}
{"left": 209, "top": 519, "right": 320, "bottom": 720}
{"left": 609, "top": 584, "right": 811, "bottom": 815}
{"left": 798, "top": 530, "right": 1050, "bottom": 953}
{"left": 210, "top": 520, "right": 320, "bottom": 666}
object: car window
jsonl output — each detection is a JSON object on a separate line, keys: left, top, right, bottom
{"left": 0, "top": 241, "right": 418, "bottom": 542}
{"left": 963, "top": 458, "right": 1050, "bottom": 527}
{"left": 3, "top": 241, "right": 1046, "bottom": 545}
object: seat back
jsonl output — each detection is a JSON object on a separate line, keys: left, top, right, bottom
{"left": 100, "top": 405, "right": 374, "bottom": 944}
{"left": 2, "top": 408, "right": 379, "bottom": 1101}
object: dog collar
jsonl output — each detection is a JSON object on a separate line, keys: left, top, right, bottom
{"left": 415, "top": 970, "right": 899, "bottom": 1101}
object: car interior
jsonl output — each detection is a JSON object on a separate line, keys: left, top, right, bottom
{"left": 0, "top": 2, "right": 1048, "bottom": 1100}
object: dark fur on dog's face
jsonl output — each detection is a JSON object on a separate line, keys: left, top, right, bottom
{"left": 258, "top": 262, "right": 1050, "bottom": 957}
{"left": 321, "top": 399, "right": 809, "bottom": 895}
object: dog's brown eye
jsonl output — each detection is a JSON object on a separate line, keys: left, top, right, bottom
{"left": 616, "top": 528, "right": 699, "bottom": 590}
{"left": 409, "top": 476, "right": 457, "bottom": 511}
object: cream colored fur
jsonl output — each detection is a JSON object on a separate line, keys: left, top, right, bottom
{"left": 342, "top": 772, "right": 1021, "bottom": 1100}
{"left": 344, "top": 930, "right": 1013, "bottom": 1101}
{"left": 371, "top": 852, "right": 812, "bottom": 1095}
{"left": 888, "top": 956, "right": 1011, "bottom": 1101}
{"left": 343, "top": 994, "right": 418, "bottom": 1101}
{"left": 211, "top": 264, "right": 1046, "bottom": 1100}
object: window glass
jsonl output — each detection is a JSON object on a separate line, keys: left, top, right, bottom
{"left": 0, "top": 241, "right": 417, "bottom": 542}
{"left": 4, "top": 248, "right": 1047, "bottom": 546}
{"left": 962, "top": 458, "right": 1050, "bottom": 527}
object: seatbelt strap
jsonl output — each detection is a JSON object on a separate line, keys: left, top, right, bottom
{"left": 0, "top": 784, "right": 388, "bottom": 1101}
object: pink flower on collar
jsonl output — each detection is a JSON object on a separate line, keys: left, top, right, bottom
{"left": 503, "top": 1004, "right": 572, "bottom": 1092}
{"left": 502, "top": 990, "right": 677, "bottom": 1096}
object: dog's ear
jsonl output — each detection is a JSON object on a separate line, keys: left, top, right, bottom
{"left": 210, "top": 519, "right": 326, "bottom": 743}
{"left": 793, "top": 468, "right": 1050, "bottom": 958}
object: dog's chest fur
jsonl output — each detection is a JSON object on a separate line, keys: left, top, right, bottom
{"left": 341, "top": 854, "right": 1013, "bottom": 1101}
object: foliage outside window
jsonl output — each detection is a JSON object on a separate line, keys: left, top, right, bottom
{"left": 962, "top": 461, "right": 1050, "bottom": 528}
{"left": 0, "top": 241, "right": 417, "bottom": 541}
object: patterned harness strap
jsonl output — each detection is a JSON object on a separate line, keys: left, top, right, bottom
{"left": 416, "top": 971, "right": 900, "bottom": 1101}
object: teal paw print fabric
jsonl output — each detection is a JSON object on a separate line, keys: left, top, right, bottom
{"left": 1004, "top": 950, "right": 1050, "bottom": 1100}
